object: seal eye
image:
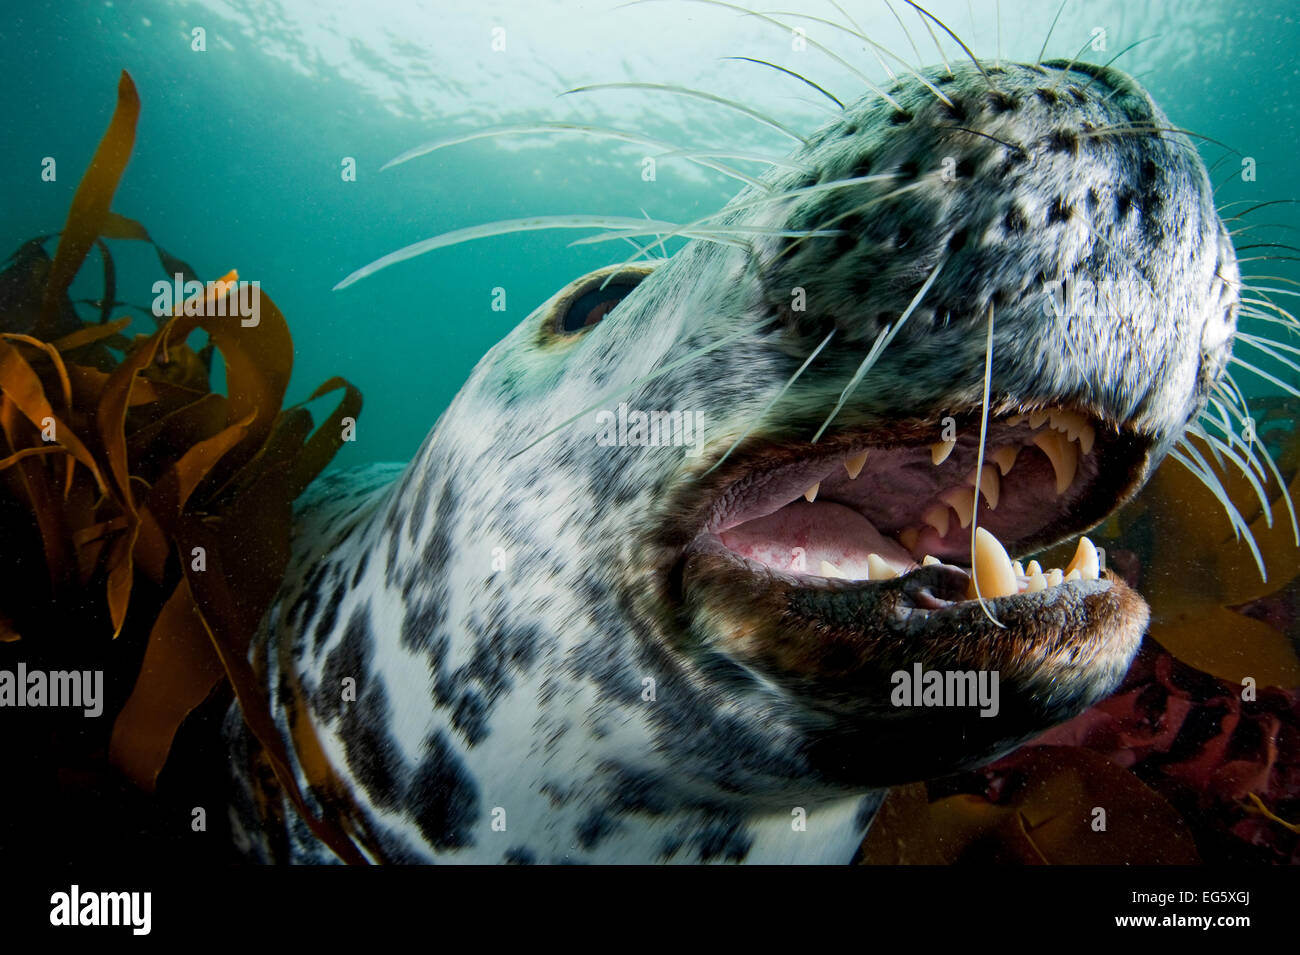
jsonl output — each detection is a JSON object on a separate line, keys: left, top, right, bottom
{"left": 559, "top": 281, "right": 637, "bottom": 333}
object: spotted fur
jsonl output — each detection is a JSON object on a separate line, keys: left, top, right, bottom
{"left": 226, "top": 60, "right": 1237, "bottom": 863}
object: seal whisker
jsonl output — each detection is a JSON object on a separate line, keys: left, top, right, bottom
{"left": 1219, "top": 198, "right": 1300, "bottom": 222}
{"left": 811, "top": 253, "right": 947, "bottom": 442}
{"left": 763, "top": 10, "right": 956, "bottom": 107}
{"left": 901, "top": 0, "right": 992, "bottom": 88}
{"left": 1035, "top": 0, "right": 1070, "bottom": 68}
{"left": 701, "top": 328, "right": 837, "bottom": 477}
{"left": 378, "top": 122, "right": 777, "bottom": 191}
{"left": 910, "top": 3, "right": 952, "bottom": 77}
{"left": 724, "top": 56, "right": 845, "bottom": 109}
{"left": 334, "top": 215, "right": 693, "bottom": 290}
{"left": 967, "top": 302, "right": 1008, "bottom": 629}
{"left": 827, "top": 0, "right": 895, "bottom": 79}
{"left": 1078, "top": 37, "right": 1161, "bottom": 93}
{"left": 564, "top": 82, "right": 810, "bottom": 145}
{"left": 881, "top": 0, "right": 926, "bottom": 70}
{"left": 624, "top": 0, "right": 905, "bottom": 110}
{"left": 1187, "top": 421, "right": 1275, "bottom": 528}
{"left": 1046, "top": 36, "right": 1102, "bottom": 93}
{"left": 1229, "top": 353, "right": 1300, "bottom": 400}
{"left": 1170, "top": 439, "right": 1267, "bottom": 579}
{"left": 1079, "top": 123, "right": 1238, "bottom": 156}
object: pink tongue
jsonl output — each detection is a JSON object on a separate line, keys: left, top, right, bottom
{"left": 718, "top": 500, "right": 916, "bottom": 577}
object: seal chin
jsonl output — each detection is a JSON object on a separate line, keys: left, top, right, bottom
{"left": 663, "top": 401, "right": 1155, "bottom": 784}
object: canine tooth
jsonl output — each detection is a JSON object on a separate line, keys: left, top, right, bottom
{"left": 1025, "top": 559, "right": 1042, "bottom": 576}
{"left": 1029, "top": 409, "right": 1050, "bottom": 429}
{"left": 866, "top": 554, "right": 898, "bottom": 579}
{"left": 1046, "top": 568, "right": 1064, "bottom": 587}
{"left": 1078, "top": 422, "right": 1095, "bottom": 455}
{"left": 1033, "top": 429, "right": 1078, "bottom": 494}
{"left": 922, "top": 555, "right": 941, "bottom": 566}
{"left": 804, "top": 482, "right": 820, "bottom": 502}
{"left": 820, "top": 560, "right": 845, "bottom": 579}
{"left": 967, "top": 464, "right": 1000, "bottom": 509}
{"left": 1065, "top": 568, "right": 1083, "bottom": 581}
{"left": 989, "top": 445, "right": 1019, "bottom": 475}
{"left": 899, "top": 526, "right": 921, "bottom": 552}
{"left": 939, "top": 488, "right": 974, "bottom": 528}
{"left": 844, "top": 449, "right": 869, "bottom": 479}
{"left": 1012, "top": 560, "right": 1024, "bottom": 577}
{"left": 967, "top": 527, "right": 1018, "bottom": 600}
{"left": 922, "top": 504, "right": 951, "bottom": 537}
{"left": 1064, "top": 536, "right": 1100, "bottom": 579}
{"left": 931, "top": 440, "right": 956, "bottom": 465}
{"left": 1026, "top": 571, "right": 1047, "bottom": 593}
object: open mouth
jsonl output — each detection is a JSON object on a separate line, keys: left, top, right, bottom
{"left": 663, "top": 403, "right": 1155, "bottom": 783}
{"left": 700, "top": 405, "right": 1150, "bottom": 602}
{"left": 669, "top": 402, "right": 1154, "bottom": 687}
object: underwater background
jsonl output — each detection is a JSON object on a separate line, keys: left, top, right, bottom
{"left": 2, "top": 0, "right": 1299, "bottom": 866}
{"left": 4, "top": 0, "right": 1298, "bottom": 468}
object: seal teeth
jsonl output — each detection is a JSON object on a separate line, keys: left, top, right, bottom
{"left": 966, "top": 464, "right": 1000, "bottom": 509}
{"left": 989, "top": 445, "right": 1019, "bottom": 475}
{"left": 1064, "top": 535, "right": 1100, "bottom": 579}
{"left": 819, "top": 559, "right": 845, "bottom": 579}
{"left": 1046, "top": 568, "right": 1065, "bottom": 587}
{"left": 1029, "top": 409, "right": 1051, "bottom": 429}
{"left": 844, "top": 449, "right": 868, "bottom": 479}
{"left": 1033, "top": 429, "right": 1078, "bottom": 494}
{"left": 804, "top": 482, "right": 820, "bottom": 502}
{"left": 921, "top": 554, "right": 941, "bottom": 566}
{"left": 931, "top": 440, "right": 956, "bottom": 465}
{"left": 898, "top": 526, "right": 921, "bottom": 552}
{"left": 922, "top": 503, "right": 951, "bottom": 538}
{"left": 967, "top": 527, "right": 1018, "bottom": 599}
{"left": 1078, "top": 422, "right": 1096, "bottom": 455}
{"left": 866, "top": 554, "right": 898, "bottom": 580}
{"left": 1026, "top": 571, "right": 1047, "bottom": 593}
{"left": 1025, "top": 559, "right": 1042, "bottom": 576}
{"left": 939, "top": 487, "right": 975, "bottom": 528}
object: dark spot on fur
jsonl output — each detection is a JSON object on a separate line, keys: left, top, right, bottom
{"left": 1047, "top": 196, "right": 1073, "bottom": 225}
{"left": 351, "top": 549, "right": 369, "bottom": 588}
{"left": 1003, "top": 206, "right": 1027, "bottom": 234}
{"left": 948, "top": 228, "right": 969, "bottom": 253}
{"left": 694, "top": 817, "right": 753, "bottom": 863}
{"left": 1085, "top": 187, "right": 1100, "bottom": 212}
{"left": 850, "top": 157, "right": 872, "bottom": 178}
{"left": 576, "top": 810, "right": 620, "bottom": 850}
{"left": 1116, "top": 191, "right": 1135, "bottom": 218}
{"left": 890, "top": 110, "right": 913, "bottom": 125}
{"left": 955, "top": 156, "right": 976, "bottom": 179}
{"left": 898, "top": 159, "right": 920, "bottom": 180}
{"left": 340, "top": 674, "right": 405, "bottom": 811}
{"left": 895, "top": 225, "right": 913, "bottom": 249}
{"left": 941, "top": 98, "right": 967, "bottom": 122}
{"left": 316, "top": 604, "right": 371, "bottom": 721}
{"left": 1047, "top": 128, "right": 1079, "bottom": 155}
{"left": 408, "top": 732, "right": 480, "bottom": 851}
{"left": 988, "top": 90, "right": 1017, "bottom": 113}
{"left": 312, "top": 584, "right": 345, "bottom": 653}
{"left": 1036, "top": 87, "right": 1059, "bottom": 105}
{"left": 451, "top": 689, "right": 490, "bottom": 746}
{"left": 503, "top": 847, "right": 536, "bottom": 864}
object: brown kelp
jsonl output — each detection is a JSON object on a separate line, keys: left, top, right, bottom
{"left": 0, "top": 72, "right": 365, "bottom": 862}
